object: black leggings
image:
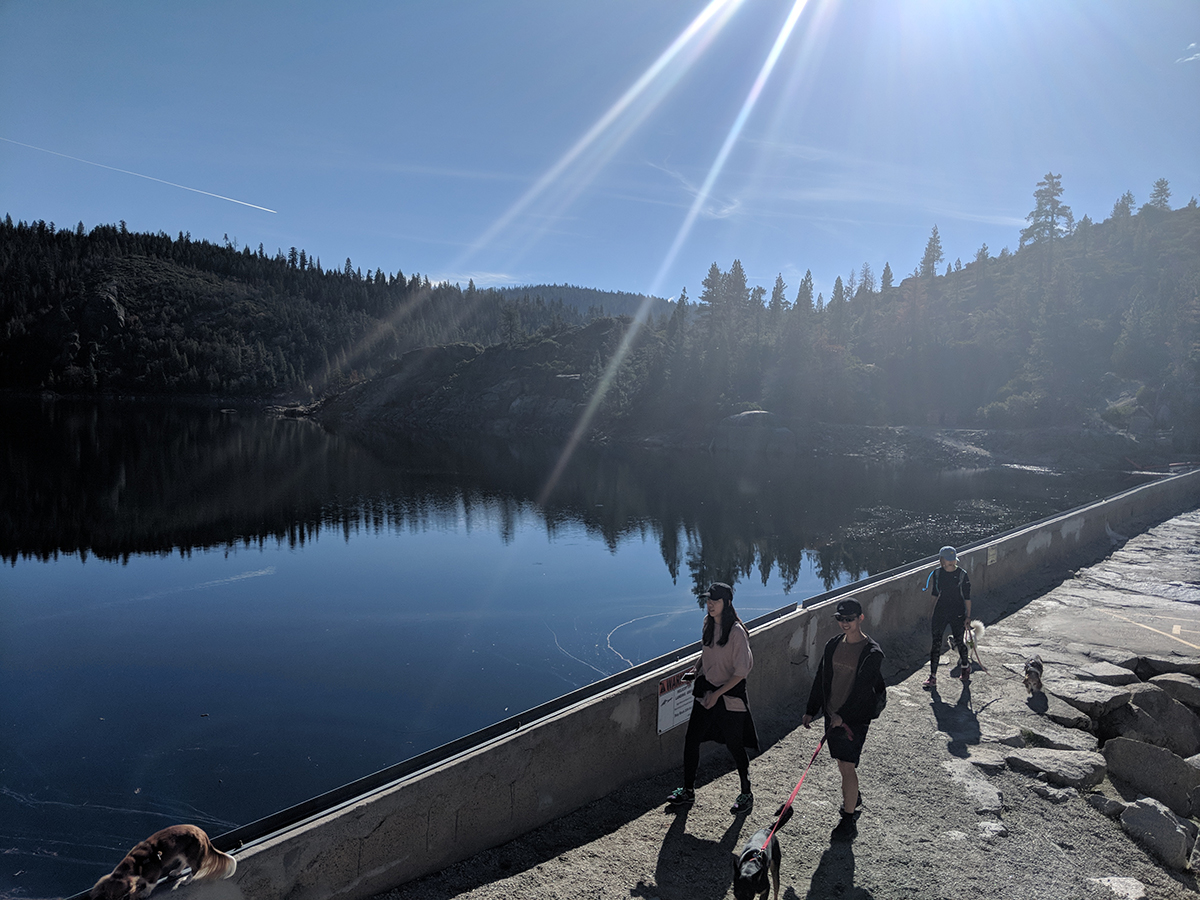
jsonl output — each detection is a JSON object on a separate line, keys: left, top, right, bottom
{"left": 682, "top": 699, "right": 751, "bottom": 793}
{"left": 930, "top": 603, "right": 968, "bottom": 676}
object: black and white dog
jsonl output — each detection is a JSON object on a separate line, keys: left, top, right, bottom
{"left": 733, "top": 806, "right": 792, "bottom": 900}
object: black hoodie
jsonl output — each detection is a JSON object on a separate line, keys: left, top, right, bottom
{"left": 805, "top": 632, "right": 886, "bottom": 726}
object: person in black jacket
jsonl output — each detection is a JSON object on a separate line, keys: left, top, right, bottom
{"left": 804, "top": 596, "right": 886, "bottom": 840}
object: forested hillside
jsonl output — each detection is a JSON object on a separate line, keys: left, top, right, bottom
{"left": 3, "top": 176, "right": 1198, "bottom": 449}
{"left": 492, "top": 283, "right": 671, "bottom": 320}
{"left": 625, "top": 184, "right": 1200, "bottom": 441}
{"left": 323, "top": 179, "right": 1199, "bottom": 449}
{"left": 0, "top": 220, "right": 603, "bottom": 396}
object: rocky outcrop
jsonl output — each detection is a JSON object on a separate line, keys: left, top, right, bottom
{"left": 1045, "top": 678, "right": 1131, "bottom": 719}
{"left": 1150, "top": 673, "right": 1200, "bottom": 713}
{"left": 1098, "top": 683, "right": 1200, "bottom": 758}
{"left": 1135, "top": 656, "right": 1200, "bottom": 680}
{"left": 1103, "top": 737, "right": 1200, "bottom": 818}
{"left": 1003, "top": 748, "right": 1106, "bottom": 788}
{"left": 1078, "top": 661, "right": 1141, "bottom": 686}
{"left": 1120, "top": 798, "right": 1197, "bottom": 871}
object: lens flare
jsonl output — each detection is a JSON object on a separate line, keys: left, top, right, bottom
{"left": 539, "top": 1, "right": 810, "bottom": 505}
{"left": 650, "top": 0, "right": 810, "bottom": 296}
{"left": 457, "top": 0, "right": 744, "bottom": 269}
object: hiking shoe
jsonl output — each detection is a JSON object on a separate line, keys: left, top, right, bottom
{"left": 922, "top": 675, "right": 936, "bottom": 690}
{"left": 666, "top": 787, "right": 694, "bottom": 806}
{"left": 961, "top": 669, "right": 971, "bottom": 685}
{"left": 730, "top": 792, "right": 754, "bottom": 814}
{"left": 831, "top": 811, "right": 858, "bottom": 841}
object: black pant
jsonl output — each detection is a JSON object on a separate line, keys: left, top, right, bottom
{"left": 682, "top": 699, "right": 751, "bottom": 793}
{"left": 930, "top": 603, "right": 968, "bottom": 676}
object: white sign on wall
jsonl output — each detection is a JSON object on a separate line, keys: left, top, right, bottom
{"left": 657, "top": 668, "right": 696, "bottom": 734}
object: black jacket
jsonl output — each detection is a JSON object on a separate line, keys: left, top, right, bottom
{"left": 805, "top": 633, "right": 886, "bottom": 726}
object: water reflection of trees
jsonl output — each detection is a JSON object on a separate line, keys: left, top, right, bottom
{"left": 2, "top": 401, "right": 1144, "bottom": 592}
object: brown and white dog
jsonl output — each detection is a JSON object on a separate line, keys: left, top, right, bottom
{"left": 1023, "top": 655, "right": 1044, "bottom": 695}
{"left": 90, "top": 824, "right": 236, "bottom": 900}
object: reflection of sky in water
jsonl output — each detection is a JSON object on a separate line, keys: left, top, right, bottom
{"left": 0, "top": 502, "right": 836, "bottom": 897}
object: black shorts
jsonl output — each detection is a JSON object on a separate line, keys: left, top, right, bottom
{"left": 826, "top": 719, "right": 869, "bottom": 766}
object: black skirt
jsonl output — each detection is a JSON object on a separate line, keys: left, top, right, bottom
{"left": 688, "top": 695, "right": 760, "bottom": 752}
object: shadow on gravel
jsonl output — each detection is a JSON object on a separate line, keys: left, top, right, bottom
{"left": 803, "top": 841, "right": 874, "bottom": 899}
{"left": 645, "top": 805, "right": 746, "bottom": 900}
{"left": 929, "top": 682, "right": 981, "bottom": 758}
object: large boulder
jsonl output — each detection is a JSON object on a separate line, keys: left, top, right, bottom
{"left": 1135, "top": 656, "right": 1200, "bottom": 680}
{"left": 1103, "top": 737, "right": 1200, "bottom": 817}
{"left": 1004, "top": 748, "right": 1106, "bottom": 788}
{"left": 1150, "top": 672, "right": 1200, "bottom": 713}
{"left": 1021, "top": 721, "right": 1098, "bottom": 752}
{"left": 1120, "top": 798, "right": 1196, "bottom": 871}
{"left": 1045, "top": 679, "right": 1130, "bottom": 719}
{"left": 1098, "top": 683, "right": 1200, "bottom": 758}
{"left": 1078, "top": 662, "right": 1140, "bottom": 686}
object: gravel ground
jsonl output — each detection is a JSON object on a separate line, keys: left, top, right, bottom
{"left": 378, "top": 511, "right": 1200, "bottom": 900}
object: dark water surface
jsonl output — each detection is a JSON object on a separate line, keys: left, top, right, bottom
{"left": 0, "top": 400, "right": 1154, "bottom": 898}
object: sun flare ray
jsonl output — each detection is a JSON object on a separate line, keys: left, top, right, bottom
{"left": 456, "top": 0, "right": 744, "bottom": 269}
{"left": 649, "top": 0, "right": 810, "bottom": 296}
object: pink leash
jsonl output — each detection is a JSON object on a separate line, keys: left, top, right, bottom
{"left": 759, "top": 724, "right": 849, "bottom": 850}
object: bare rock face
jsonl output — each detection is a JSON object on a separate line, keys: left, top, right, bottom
{"left": 1120, "top": 798, "right": 1196, "bottom": 871}
{"left": 1103, "top": 737, "right": 1200, "bottom": 817}
{"left": 1078, "top": 661, "right": 1140, "bottom": 686}
{"left": 1004, "top": 748, "right": 1106, "bottom": 788}
{"left": 1098, "top": 683, "right": 1200, "bottom": 758}
{"left": 1045, "top": 678, "right": 1130, "bottom": 719}
{"left": 80, "top": 282, "right": 126, "bottom": 338}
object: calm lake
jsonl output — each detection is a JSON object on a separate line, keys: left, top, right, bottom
{"left": 0, "top": 399, "right": 1154, "bottom": 898}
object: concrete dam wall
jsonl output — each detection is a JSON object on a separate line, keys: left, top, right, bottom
{"left": 178, "top": 468, "right": 1200, "bottom": 900}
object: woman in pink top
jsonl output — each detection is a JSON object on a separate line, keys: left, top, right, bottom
{"left": 666, "top": 582, "right": 759, "bottom": 815}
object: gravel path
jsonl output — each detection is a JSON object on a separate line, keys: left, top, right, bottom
{"left": 380, "top": 512, "right": 1200, "bottom": 900}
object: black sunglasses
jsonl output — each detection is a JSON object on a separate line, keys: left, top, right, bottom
{"left": 834, "top": 614, "right": 859, "bottom": 622}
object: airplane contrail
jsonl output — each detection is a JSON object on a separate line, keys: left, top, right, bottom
{"left": 0, "top": 136, "right": 277, "bottom": 213}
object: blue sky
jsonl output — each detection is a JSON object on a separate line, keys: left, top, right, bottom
{"left": 2, "top": 1, "right": 1197, "bottom": 302}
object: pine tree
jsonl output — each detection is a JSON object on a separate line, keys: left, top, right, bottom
{"left": 1019, "top": 173, "right": 1073, "bottom": 247}
{"left": 1149, "top": 178, "right": 1171, "bottom": 211}
{"left": 1111, "top": 191, "right": 1135, "bottom": 219}
{"left": 919, "top": 226, "right": 944, "bottom": 279}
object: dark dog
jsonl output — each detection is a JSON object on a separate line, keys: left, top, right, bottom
{"left": 733, "top": 806, "right": 792, "bottom": 900}
{"left": 90, "top": 824, "right": 236, "bottom": 900}
{"left": 1023, "top": 655, "right": 1044, "bottom": 695}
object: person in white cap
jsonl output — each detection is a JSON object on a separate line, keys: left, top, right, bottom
{"left": 923, "top": 546, "right": 972, "bottom": 690}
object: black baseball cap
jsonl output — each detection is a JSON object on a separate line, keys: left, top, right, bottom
{"left": 699, "top": 582, "right": 734, "bottom": 603}
{"left": 835, "top": 598, "right": 863, "bottom": 617}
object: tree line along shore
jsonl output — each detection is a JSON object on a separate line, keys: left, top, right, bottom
{"left": 1, "top": 175, "right": 1197, "bottom": 451}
